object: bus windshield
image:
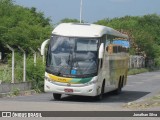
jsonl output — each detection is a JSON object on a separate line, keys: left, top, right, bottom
{"left": 46, "top": 35, "right": 99, "bottom": 78}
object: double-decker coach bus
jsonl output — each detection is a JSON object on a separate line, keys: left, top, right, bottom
{"left": 41, "top": 23, "right": 129, "bottom": 100}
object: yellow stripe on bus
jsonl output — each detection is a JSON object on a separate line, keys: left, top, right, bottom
{"left": 48, "top": 74, "right": 72, "bottom": 83}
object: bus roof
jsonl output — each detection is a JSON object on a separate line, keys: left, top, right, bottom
{"left": 52, "top": 23, "right": 128, "bottom": 39}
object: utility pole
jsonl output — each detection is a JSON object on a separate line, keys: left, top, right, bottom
{"left": 80, "top": 0, "right": 83, "bottom": 23}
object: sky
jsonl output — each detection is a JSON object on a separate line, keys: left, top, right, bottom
{"left": 14, "top": 0, "right": 160, "bottom": 24}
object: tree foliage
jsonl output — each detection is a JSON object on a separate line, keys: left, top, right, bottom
{"left": 59, "top": 18, "right": 83, "bottom": 24}
{"left": 95, "top": 14, "right": 160, "bottom": 66}
{"left": 0, "top": 0, "right": 53, "bottom": 51}
{"left": 1, "top": 0, "right": 160, "bottom": 66}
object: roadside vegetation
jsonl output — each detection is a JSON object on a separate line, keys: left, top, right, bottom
{"left": 0, "top": 0, "right": 52, "bottom": 50}
{"left": 0, "top": 53, "right": 45, "bottom": 92}
{"left": 95, "top": 15, "right": 160, "bottom": 67}
{"left": 128, "top": 68, "right": 149, "bottom": 75}
{"left": 0, "top": 0, "right": 50, "bottom": 92}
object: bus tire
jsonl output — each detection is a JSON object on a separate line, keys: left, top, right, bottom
{"left": 53, "top": 93, "right": 61, "bottom": 100}
{"left": 95, "top": 81, "right": 105, "bottom": 101}
{"left": 113, "top": 77, "right": 122, "bottom": 95}
{"left": 122, "top": 76, "right": 124, "bottom": 87}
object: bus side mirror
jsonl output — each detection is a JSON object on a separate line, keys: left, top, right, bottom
{"left": 41, "top": 39, "right": 50, "bottom": 56}
{"left": 98, "top": 43, "right": 104, "bottom": 59}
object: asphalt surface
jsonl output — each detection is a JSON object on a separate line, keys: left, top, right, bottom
{"left": 0, "top": 70, "right": 160, "bottom": 119}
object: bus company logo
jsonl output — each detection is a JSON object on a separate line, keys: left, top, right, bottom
{"left": 57, "top": 78, "right": 67, "bottom": 82}
{"left": 2, "top": 112, "right": 11, "bottom": 117}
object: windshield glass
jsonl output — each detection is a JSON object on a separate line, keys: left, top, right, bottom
{"left": 46, "top": 35, "right": 99, "bottom": 78}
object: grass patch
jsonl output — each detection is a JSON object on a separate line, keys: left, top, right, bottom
{"left": 12, "top": 88, "right": 20, "bottom": 96}
{"left": 128, "top": 68, "right": 149, "bottom": 75}
{"left": 0, "top": 63, "right": 23, "bottom": 83}
{"left": 123, "top": 92, "right": 160, "bottom": 110}
{"left": 0, "top": 64, "right": 11, "bottom": 83}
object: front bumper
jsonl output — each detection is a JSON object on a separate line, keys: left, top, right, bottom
{"left": 44, "top": 80, "right": 99, "bottom": 97}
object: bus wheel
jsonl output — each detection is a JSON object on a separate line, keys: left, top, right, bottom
{"left": 113, "top": 78, "right": 122, "bottom": 95}
{"left": 53, "top": 93, "right": 61, "bottom": 100}
{"left": 95, "top": 82, "right": 105, "bottom": 101}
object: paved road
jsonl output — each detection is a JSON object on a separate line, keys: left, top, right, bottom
{"left": 0, "top": 71, "right": 160, "bottom": 119}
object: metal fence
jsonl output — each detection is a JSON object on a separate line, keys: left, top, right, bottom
{"left": 129, "top": 55, "right": 145, "bottom": 69}
{"left": 0, "top": 45, "right": 44, "bottom": 84}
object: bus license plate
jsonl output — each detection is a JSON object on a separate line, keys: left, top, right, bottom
{"left": 64, "top": 88, "right": 73, "bottom": 93}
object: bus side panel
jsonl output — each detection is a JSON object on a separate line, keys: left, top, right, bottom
{"left": 102, "top": 50, "right": 129, "bottom": 93}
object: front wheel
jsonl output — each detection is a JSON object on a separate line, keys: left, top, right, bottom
{"left": 95, "top": 82, "right": 105, "bottom": 101}
{"left": 53, "top": 93, "right": 61, "bottom": 100}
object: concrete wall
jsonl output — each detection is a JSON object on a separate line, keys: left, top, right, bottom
{"left": 0, "top": 82, "right": 32, "bottom": 93}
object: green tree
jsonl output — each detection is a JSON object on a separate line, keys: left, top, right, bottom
{"left": 0, "top": 0, "right": 53, "bottom": 50}
{"left": 60, "top": 18, "right": 81, "bottom": 23}
{"left": 95, "top": 14, "right": 160, "bottom": 66}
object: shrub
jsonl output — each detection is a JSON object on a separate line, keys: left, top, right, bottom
{"left": 26, "top": 55, "right": 45, "bottom": 92}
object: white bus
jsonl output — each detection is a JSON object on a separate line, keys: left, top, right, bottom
{"left": 41, "top": 23, "right": 129, "bottom": 100}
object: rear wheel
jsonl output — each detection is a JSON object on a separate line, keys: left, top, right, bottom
{"left": 53, "top": 93, "right": 61, "bottom": 100}
{"left": 113, "top": 77, "right": 123, "bottom": 95}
